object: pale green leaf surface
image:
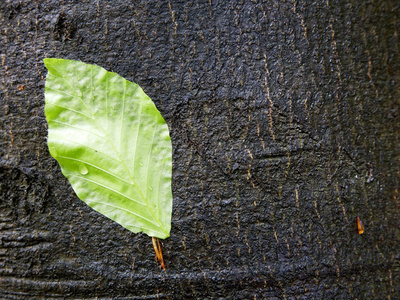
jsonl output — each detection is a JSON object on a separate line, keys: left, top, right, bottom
{"left": 44, "top": 58, "right": 172, "bottom": 239}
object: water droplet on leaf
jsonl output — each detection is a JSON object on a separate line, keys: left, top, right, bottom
{"left": 79, "top": 163, "right": 89, "bottom": 175}
{"left": 149, "top": 187, "right": 153, "bottom": 191}
{"left": 139, "top": 162, "right": 143, "bottom": 167}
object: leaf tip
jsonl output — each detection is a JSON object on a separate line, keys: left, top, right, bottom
{"left": 43, "top": 58, "right": 65, "bottom": 77}
{"left": 43, "top": 57, "right": 56, "bottom": 68}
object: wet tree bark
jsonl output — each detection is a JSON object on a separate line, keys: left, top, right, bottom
{"left": 1, "top": 1, "right": 399, "bottom": 299}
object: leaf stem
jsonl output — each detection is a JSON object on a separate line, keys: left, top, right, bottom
{"left": 152, "top": 237, "right": 166, "bottom": 270}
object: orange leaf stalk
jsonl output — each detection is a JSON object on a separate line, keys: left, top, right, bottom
{"left": 152, "top": 237, "right": 166, "bottom": 270}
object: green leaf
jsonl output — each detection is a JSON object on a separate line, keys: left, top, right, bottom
{"left": 44, "top": 58, "right": 172, "bottom": 239}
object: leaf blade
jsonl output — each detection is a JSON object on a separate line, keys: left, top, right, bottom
{"left": 44, "top": 58, "right": 172, "bottom": 239}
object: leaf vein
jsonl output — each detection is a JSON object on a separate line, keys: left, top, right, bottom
{"left": 52, "top": 138, "right": 121, "bottom": 164}
{"left": 91, "top": 201, "right": 160, "bottom": 228}
{"left": 131, "top": 101, "right": 143, "bottom": 177}
{"left": 69, "top": 174, "right": 145, "bottom": 207}
{"left": 47, "top": 103, "right": 94, "bottom": 119}
{"left": 57, "top": 155, "right": 132, "bottom": 186}
{"left": 50, "top": 120, "right": 106, "bottom": 140}
{"left": 46, "top": 86, "right": 77, "bottom": 98}
{"left": 120, "top": 79, "right": 126, "bottom": 155}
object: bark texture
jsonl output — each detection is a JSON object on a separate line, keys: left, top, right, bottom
{"left": 1, "top": 1, "right": 399, "bottom": 299}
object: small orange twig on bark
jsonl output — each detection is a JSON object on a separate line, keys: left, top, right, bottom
{"left": 356, "top": 217, "right": 364, "bottom": 234}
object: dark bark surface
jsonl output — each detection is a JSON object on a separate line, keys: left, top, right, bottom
{"left": 1, "top": 1, "right": 399, "bottom": 299}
